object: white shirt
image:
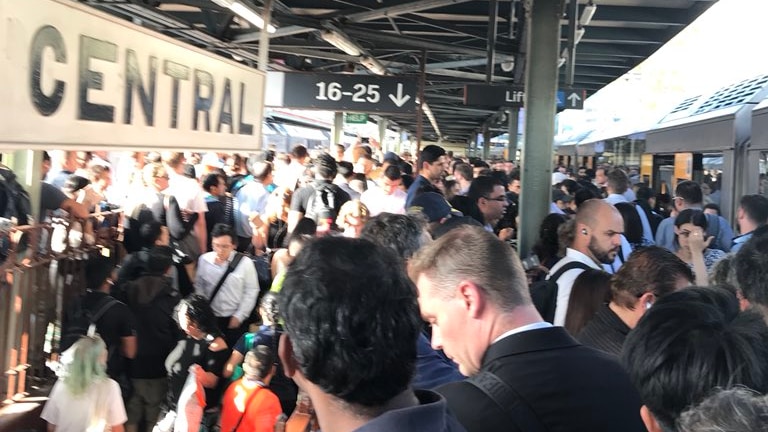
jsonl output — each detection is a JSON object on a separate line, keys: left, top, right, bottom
{"left": 492, "top": 322, "right": 553, "bottom": 344}
{"left": 360, "top": 187, "right": 407, "bottom": 216}
{"left": 41, "top": 378, "right": 127, "bottom": 432}
{"left": 546, "top": 248, "right": 602, "bottom": 326}
{"left": 167, "top": 172, "right": 207, "bottom": 213}
{"left": 195, "top": 251, "right": 259, "bottom": 322}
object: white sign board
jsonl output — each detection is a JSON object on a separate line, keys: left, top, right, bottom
{"left": 0, "top": 0, "right": 265, "bottom": 151}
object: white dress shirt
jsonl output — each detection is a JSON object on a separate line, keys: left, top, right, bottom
{"left": 546, "top": 248, "right": 602, "bottom": 327}
{"left": 195, "top": 250, "right": 259, "bottom": 322}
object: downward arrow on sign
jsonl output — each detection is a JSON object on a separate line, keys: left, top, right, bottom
{"left": 389, "top": 83, "right": 411, "bottom": 107}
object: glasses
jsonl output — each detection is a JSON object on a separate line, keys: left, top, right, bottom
{"left": 483, "top": 195, "right": 507, "bottom": 202}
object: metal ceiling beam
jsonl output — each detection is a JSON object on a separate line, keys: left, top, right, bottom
{"left": 342, "top": 26, "right": 516, "bottom": 60}
{"left": 587, "top": 6, "right": 690, "bottom": 25}
{"left": 235, "top": 0, "right": 477, "bottom": 41}
{"left": 561, "top": 27, "right": 667, "bottom": 45}
{"left": 575, "top": 43, "right": 653, "bottom": 58}
{"left": 268, "top": 46, "right": 360, "bottom": 62}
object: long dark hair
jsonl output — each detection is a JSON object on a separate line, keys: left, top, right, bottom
{"left": 564, "top": 269, "right": 612, "bottom": 336}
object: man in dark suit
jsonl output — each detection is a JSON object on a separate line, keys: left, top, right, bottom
{"left": 409, "top": 226, "right": 646, "bottom": 432}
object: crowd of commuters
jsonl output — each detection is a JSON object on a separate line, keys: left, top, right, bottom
{"left": 38, "top": 145, "right": 768, "bottom": 432}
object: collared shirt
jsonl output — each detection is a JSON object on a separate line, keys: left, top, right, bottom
{"left": 546, "top": 248, "right": 602, "bottom": 326}
{"left": 492, "top": 322, "right": 553, "bottom": 344}
{"left": 731, "top": 232, "right": 753, "bottom": 253}
{"left": 195, "top": 250, "right": 259, "bottom": 322}
{"left": 549, "top": 202, "right": 566, "bottom": 215}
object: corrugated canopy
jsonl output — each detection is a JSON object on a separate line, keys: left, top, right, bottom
{"left": 82, "top": 0, "right": 717, "bottom": 143}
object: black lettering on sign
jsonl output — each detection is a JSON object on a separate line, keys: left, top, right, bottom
{"left": 29, "top": 26, "right": 66, "bottom": 117}
{"left": 124, "top": 50, "right": 157, "bottom": 126}
{"left": 163, "top": 60, "right": 189, "bottom": 129}
{"left": 217, "top": 78, "right": 233, "bottom": 133}
{"left": 237, "top": 82, "right": 253, "bottom": 136}
{"left": 193, "top": 69, "right": 214, "bottom": 132}
{"left": 78, "top": 35, "right": 117, "bottom": 122}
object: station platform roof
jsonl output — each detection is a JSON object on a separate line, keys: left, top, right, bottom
{"left": 84, "top": 0, "right": 717, "bottom": 143}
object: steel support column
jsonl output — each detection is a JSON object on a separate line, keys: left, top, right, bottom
{"left": 483, "top": 125, "right": 491, "bottom": 160}
{"left": 332, "top": 112, "right": 344, "bottom": 146}
{"left": 566, "top": 0, "right": 578, "bottom": 86}
{"left": 378, "top": 119, "right": 388, "bottom": 151}
{"left": 507, "top": 107, "right": 519, "bottom": 161}
{"left": 486, "top": 0, "right": 499, "bottom": 84}
{"left": 257, "top": 0, "right": 273, "bottom": 150}
{"left": 518, "top": 0, "right": 562, "bottom": 258}
{"left": 415, "top": 50, "right": 427, "bottom": 172}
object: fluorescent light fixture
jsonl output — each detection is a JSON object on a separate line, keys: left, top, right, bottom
{"left": 321, "top": 29, "right": 363, "bottom": 57}
{"left": 579, "top": 1, "right": 597, "bottom": 26}
{"left": 575, "top": 26, "right": 585, "bottom": 44}
{"left": 360, "top": 56, "right": 388, "bottom": 76}
{"left": 211, "top": 0, "right": 276, "bottom": 33}
{"left": 421, "top": 101, "right": 442, "bottom": 138}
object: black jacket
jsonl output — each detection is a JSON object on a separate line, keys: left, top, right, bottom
{"left": 577, "top": 305, "right": 631, "bottom": 357}
{"left": 437, "top": 327, "right": 645, "bottom": 432}
{"left": 125, "top": 274, "right": 181, "bottom": 379}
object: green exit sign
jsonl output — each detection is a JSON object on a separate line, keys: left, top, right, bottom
{"left": 345, "top": 113, "right": 369, "bottom": 124}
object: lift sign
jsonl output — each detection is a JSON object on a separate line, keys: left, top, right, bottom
{"left": 0, "top": 0, "right": 265, "bottom": 150}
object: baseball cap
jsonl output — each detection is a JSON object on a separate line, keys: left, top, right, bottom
{"left": 408, "top": 192, "right": 462, "bottom": 223}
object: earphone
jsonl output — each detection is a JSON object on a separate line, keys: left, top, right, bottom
{"left": 645, "top": 302, "right": 652, "bottom": 310}
{"left": 581, "top": 229, "right": 588, "bottom": 235}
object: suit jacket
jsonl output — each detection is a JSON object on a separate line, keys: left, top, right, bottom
{"left": 437, "top": 327, "right": 645, "bottom": 432}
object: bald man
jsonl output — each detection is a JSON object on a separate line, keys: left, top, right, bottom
{"left": 546, "top": 199, "right": 624, "bottom": 326}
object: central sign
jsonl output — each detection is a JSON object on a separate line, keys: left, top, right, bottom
{"left": 266, "top": 72, "right": 418, "bottom": 114}
{"left": 0, "top": 0, "right": 265, "bottom": 151}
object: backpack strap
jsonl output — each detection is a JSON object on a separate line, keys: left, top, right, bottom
{"left": 547, "top": 261, "right": 592, "bottom": 282}
{"left": 86, "top": 297, "right": 120, "bottom": 337}
{"left": 209, "top": 253, "right": 245, "bottom": 305}
{"left": 231, "top": 385, "right": 266, "bottom": 432}
{"left": 467, "top": 371, "right": 547, "bottom": 430}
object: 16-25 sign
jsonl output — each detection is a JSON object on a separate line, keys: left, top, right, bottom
{"left": 266, "top": 72, "right": 418, "bottom": 113}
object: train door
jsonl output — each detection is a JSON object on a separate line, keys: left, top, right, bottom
{"left": 746, "top": 149, "right": 768, "bottom": 197}
{"left": 653, "top": 154, "right": 675, "bottom": 194}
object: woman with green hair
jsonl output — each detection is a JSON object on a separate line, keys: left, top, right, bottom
{"left": 41, "top": 335, "right": 127, "bottom": 432}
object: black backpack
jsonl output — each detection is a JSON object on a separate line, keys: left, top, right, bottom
{"left": 305, "top": 183, "right": 337, "bottom": 223}
{"left": 529, "top": 261, "right": 592, "bottom": 323}
{"left": 60, "top": 294, "right": 120, "bottom": 352}
{"left": 0, "top": 167, "right": 32, "bottom": 226}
